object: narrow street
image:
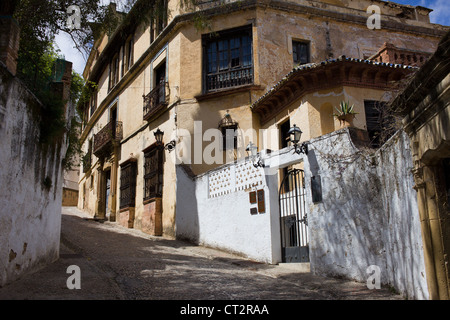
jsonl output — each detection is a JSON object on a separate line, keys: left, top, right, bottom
{"left": 0, "top": 207, "right": 402, "bottom": 303}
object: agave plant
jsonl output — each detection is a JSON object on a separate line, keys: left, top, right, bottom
{"left": 334, "top": 101, "right": 357, "bottom": 117}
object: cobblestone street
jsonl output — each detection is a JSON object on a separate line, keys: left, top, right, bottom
{"left": 0, "top": 207, "right": 403, "bottom": 306}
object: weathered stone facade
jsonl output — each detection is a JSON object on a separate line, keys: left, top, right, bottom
{"left": 78, "top": 0, "right": 447, "bottom": 241}
{"left": 390, "top": 31, "right": 450, "bottom": 300}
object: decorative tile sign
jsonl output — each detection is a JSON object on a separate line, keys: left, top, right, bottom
{"left": 208, "top": 162, "right": 264, "bottom": 198}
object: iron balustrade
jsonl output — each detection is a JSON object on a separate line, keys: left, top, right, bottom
{"left": 93, "top": 121, "right": 123, "bottom": 157}
{"left": 143, "top": 82, "right": 168, "bottom": 121}
{"left": 206, "top": 66, "right": 253, "bottom": 92}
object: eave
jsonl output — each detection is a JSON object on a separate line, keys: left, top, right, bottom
{"left": 251, "top": 56, "right": 418, "bottom": 125}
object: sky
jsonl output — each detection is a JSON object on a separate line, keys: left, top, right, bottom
{"left": 55, "top": 0, "right": 450, "bottom": 75}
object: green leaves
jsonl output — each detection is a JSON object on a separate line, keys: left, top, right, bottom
{"left": 334, "top": 101, "right": 357, "bottom": 117}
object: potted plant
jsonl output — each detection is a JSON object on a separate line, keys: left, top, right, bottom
{"left": 334, "top": 101, "right": 357, "bottom": 128}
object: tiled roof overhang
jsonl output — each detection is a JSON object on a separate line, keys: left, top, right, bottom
{"left": 251, "top": 56, "right": 418, "bottom": 125}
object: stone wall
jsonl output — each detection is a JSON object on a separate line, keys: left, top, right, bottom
{"left": 0, "top": 63, "right": 71, "bottom": 287}
{"left": 303, "top": 128, "right": 428, "bottom": 299}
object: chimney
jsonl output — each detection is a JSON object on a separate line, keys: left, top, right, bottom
{"left": 0, "top": 2, "right": 20, "bottom": 76}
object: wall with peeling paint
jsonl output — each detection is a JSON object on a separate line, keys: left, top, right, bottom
{"left": 303, "top": 128, "right": 428, "bottom": 299}
{"left": 0, "top": 64, "right": 69, "bottom": 287}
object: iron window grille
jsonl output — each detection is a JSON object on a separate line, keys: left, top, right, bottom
{"left": 143, "top": 145, "right": 164, "bottom": 201}
{"left": 203, "top": 26, "right": 253, "bottom": 93}
{"left": 119, "top": 160, "right": 137, "bottom": 209}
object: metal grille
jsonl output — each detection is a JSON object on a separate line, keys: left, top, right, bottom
{"left": 143, "top": 146, "right": 163, "bottom": 200}
{"left": 143, "top": 82, "right": 168, "bottom": 121}
{"left": 93, "top": 121, "right": 123, "bottom": 157}
{"left": 119, "top": 161, "right": 137, "bottom": 209}
{"left": 279, "top": 169, "right": 309, "bottom": 263}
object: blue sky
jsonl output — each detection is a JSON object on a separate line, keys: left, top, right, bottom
{"left": 56, "top": 0, "right": 449, "bottom": 75}
{"left": 391, "top": 0, "right": 449, "bottom": 25}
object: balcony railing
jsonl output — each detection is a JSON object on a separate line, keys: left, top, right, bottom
{"left": 93, "top": 120, "right": 123, "bottom": 157}
{"left": 206, "top": 66, "right": 253, "bottom": 92}
{"left": 143, "top": 82, "right": 168, "bottom": 121}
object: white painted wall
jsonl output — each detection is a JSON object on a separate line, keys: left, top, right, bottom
{"left": 0, "top": 65, "right": 69, "bottom": 287}
{"left": 176, "top": 161, "right": 281, "bottom": 264}
{"left": 302, "top": 128, "right": 428, "bottom": 300}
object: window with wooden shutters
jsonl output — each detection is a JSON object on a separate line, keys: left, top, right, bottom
{"left": 292, "top": 41, "right": 310, "bottom": 66}
{"left": 119, "top": 160, "right": 137, "bottom": 209}
{"left": 143, "top": 145, "right": 164, "bottom": 201}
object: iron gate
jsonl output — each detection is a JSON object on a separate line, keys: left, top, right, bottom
{"left": 279, "top": 169, "right": 309, "bottom": 263}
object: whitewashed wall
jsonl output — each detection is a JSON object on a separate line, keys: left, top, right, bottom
{"left": 0, "top": 66, "right": 69, "bottom": 287}
{"left": 176, "top": 161, "right": 281, "bottom": 264}
{"left": 303, "top": 128, "right": 428, "bottom": 300}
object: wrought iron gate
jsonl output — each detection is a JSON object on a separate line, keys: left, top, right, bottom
{"left": 279, "top": 169, "right": 309, "bottom": 263}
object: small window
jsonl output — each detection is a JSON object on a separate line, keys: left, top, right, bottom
{"left": 221, "top": 126, "right": 238, "bottom": 150}
{"left": 109, "top": 54, "right": 120, "bottom": 91}
{"left": 127, "top": 38, "right": 134, "bottom": 71}
{"left": 292, "top": 41, "right": 310, "bottom": 66}
{"left": 89, "top": 91, "right": 97, "bottom": 117}
{"left": 218, "top": 113, "right": 238, "bottom": 150}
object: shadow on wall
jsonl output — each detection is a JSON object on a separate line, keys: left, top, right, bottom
{"left": 175, "top": 164, "right": 200, "bottom": 243}
{"left": 304, "top": 128, "right": 428, "bottom": 300}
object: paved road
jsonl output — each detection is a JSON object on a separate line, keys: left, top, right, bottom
{"left": 0, "top": 207, "right": 402, "bottom": 305}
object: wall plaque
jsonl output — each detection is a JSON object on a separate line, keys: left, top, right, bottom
{"left": 257, "top": 189, "right": 265, "bottom": 213}
{"left": 311, "top": 175, "right": 322, "bottom": 203}
{"left": 249, "top": 191, "right": 257, "bottom": 204}
{"left": 250, "top": 207, "right": 258, "bottom": 215}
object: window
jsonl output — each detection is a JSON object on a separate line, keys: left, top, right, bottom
{"left": 119, "top": 160, "right": 137, "bottom": 209}
{"left": 89, "top": 91, "right": 97, "bottom": 117}
{"left": 143, "top": 145, "right": 164, "bottom": 201}
{"left": 221, "top": 126, "right": 238, "bottom": 150}
{"left": 203, "top": 26, "right": 253, "bottom": 93}
{"left": 292, "top": 41, "right": 310, "bottom": 66}
{"left": 109, "top": 54, "right": 119, "bottom": 91}
{"left": 150, "top": 0, "right": 168, "bottom": 43}
{"left": 127, "top": 37, "right": 134, "bottom": 72}
{"left": 218, "top": 113, "right": 238, "bottom": 150}
{"left": 364, "top": 100, "right": 395, "bottom": 148}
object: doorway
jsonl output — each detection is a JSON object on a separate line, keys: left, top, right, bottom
{"left": 279, "top": 168, "right": 309, "bottom": 263}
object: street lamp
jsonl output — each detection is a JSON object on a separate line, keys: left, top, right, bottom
{"left": 246, "top": 142, "right": 264, "bottom": 168}
{"left": 288, "top": 124, "right": 308, "bottom": 155}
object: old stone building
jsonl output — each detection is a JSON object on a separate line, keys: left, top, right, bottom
{"left": 390, "top": 31, "right": 450, "bottom": 299}
{"left": 77, "top": 0, "right": 449, "bottom": 298}
{"left": 78, "top": 0, "right": 446, "bottom": 234}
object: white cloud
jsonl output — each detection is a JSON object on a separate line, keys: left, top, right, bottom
{"left": 426, "top": 0, "right": 450, "bottom": 25}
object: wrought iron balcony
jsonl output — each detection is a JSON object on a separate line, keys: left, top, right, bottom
{"left": 143, "top": 82, "right": 168, "bottom": 121}
{"left": 93, "top": 120, "right": 123, "bottom": 158}
{"left": 206, "top": 66, "right": 253, "bottom": 92}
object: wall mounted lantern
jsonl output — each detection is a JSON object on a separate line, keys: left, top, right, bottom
{"left": 246, "top": 141, "right": 265, "bottom": 168}
{"left": 154, "top": 128, "right": 164, "bottom": 145}
{"left": 154, "top": 128, "right": 176, "bottom": 152}
{"left": 288, "top": 124, "right": 308, "bottom": 155}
